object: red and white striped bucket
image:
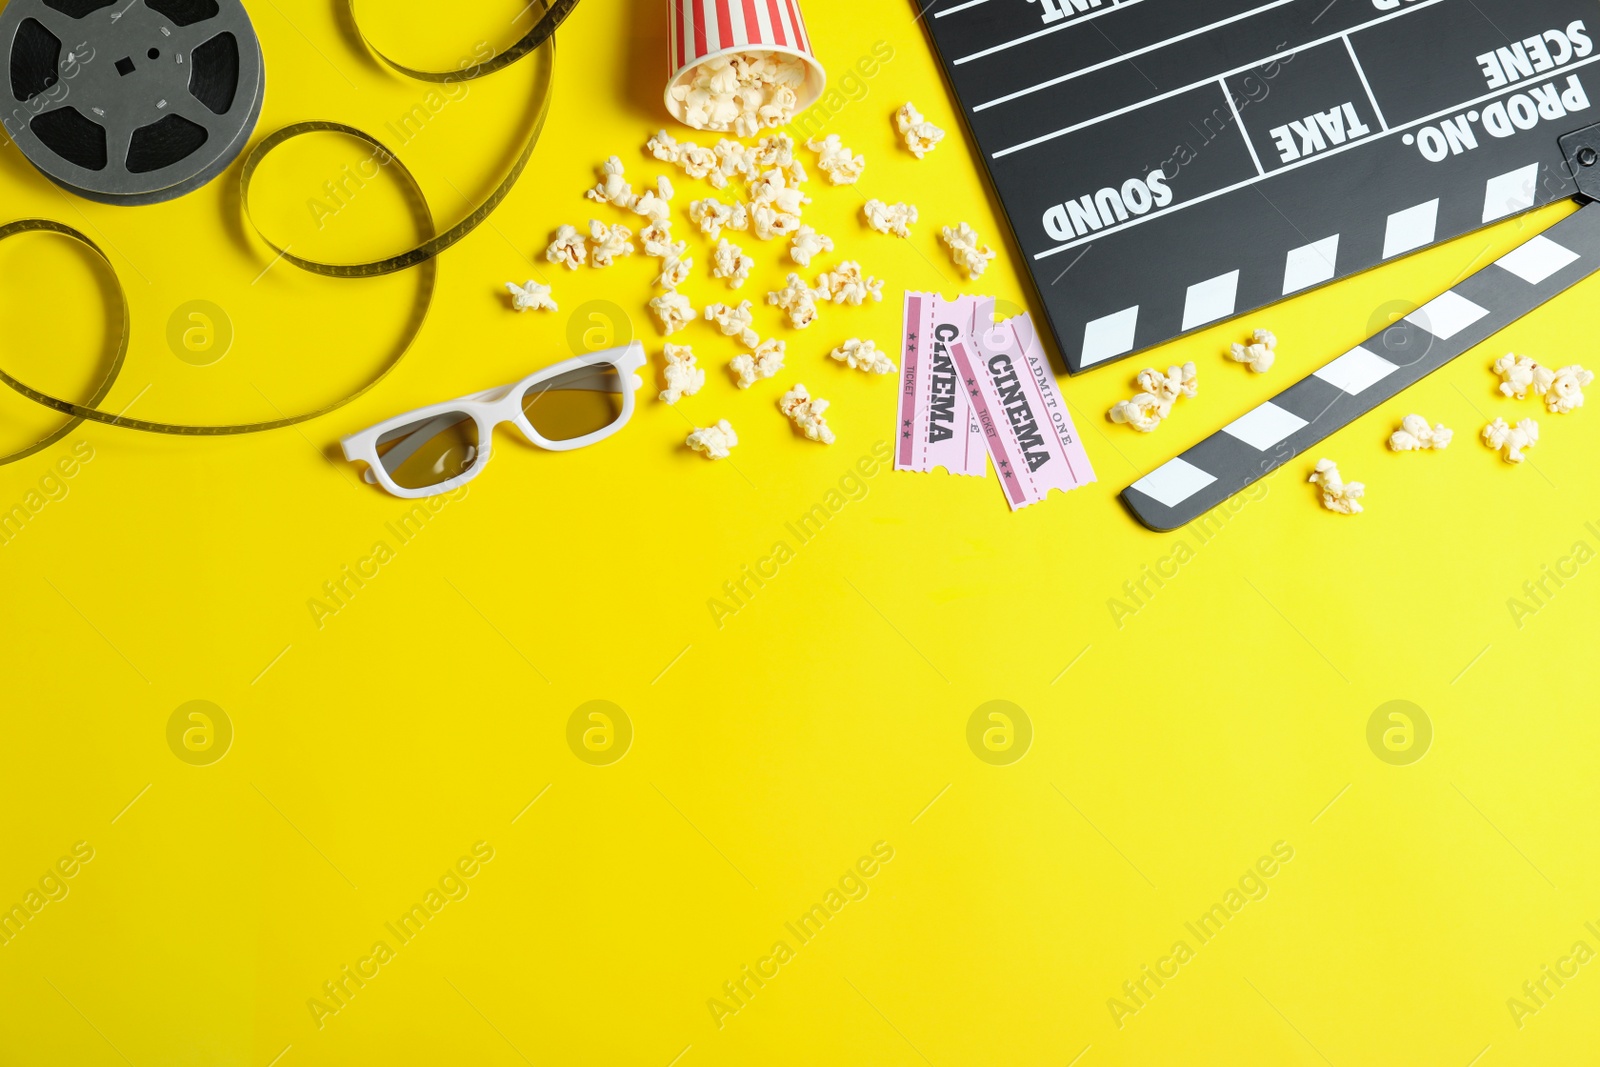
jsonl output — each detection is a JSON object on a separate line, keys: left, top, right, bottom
{"left": 665, "top": 0, "right": 827, "bottom": 130}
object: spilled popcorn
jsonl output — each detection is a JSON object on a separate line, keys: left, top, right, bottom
{"left": 1388, "top": 414, "right": 1452, "bottom": 451}
{"left": 712, "top": 138, "right": 758, "bottom": 188}
{"left": 590, "top": 118, "right": 1038, "bottom": 463}
{"left": 895, "top": 101, "right": 945, "bottom": 158}
{"left": 941, "top": 222, "right": 995, "bottom": 280}
{"left": 806, "top": 134, "right": 865, "bottom": 185}
{"left": 650, "top": 290, "right": 695, "bottom": 335}
{"left": 767, "top": 274, "right": 821, "bottom": 329}
{"left": 1108, "top": 393, "right": 1167, "bottom": 433}
{"left": 1484, "top": 417, "right": 1539, "bottom": 463}
{"left": 640, "top": 220, "right": 677, "bottom": 258}
{"left": 830, "top": 338, "right": 896, "bottom": 375}
{"left": 545, "top": 224, "right": 587, "bottom": 269}
{"left": 1309, "top": 458, "right": 1364, "bottom": 515}
{"left": 864, "top": 199, "right": 917, "bottom": 238}
{"left": 1107, "top": 363, "right": 1198, "bottom": 433}
{"left": 753, "top": 132, "right": 801, "bottom": 172}
{"left": 711, "top": 238, "right": 754, "bottom": 288}
{"left": 669, "top": 51, "right": 806, "bottom": 137}
{"left": 789, "top": 225, "right": 833, "bottom": 267}
{"left": 689, "top": 197, "right": 749, "bottom": 240}
{"left": 1229, "top": 328, "right": 1277, "bottom": 374}
{"left": 1496, "top": 354, "right": 1594, "bottom": 413}
{"left": 651, "top": 130, "right": 803, "bottom": 189}
{"left": 751, "top": 201, "right": 802, "bottom": 241}
{"left": 649, "top": 130, "right": 806, "bottom": 188}
{"left": 687, "top": 419, "right": 739, "bottom": 459}
{"left": 1545, "top": 364, "right": 1595, "bottom": 414}
{"left": 656, "top": 245, "right": 693, "bottom": 289}
{"left": 1494, "top": 353, "right": 1543, "bottom": 399}
{"left": 660, "top": 343, "right": 704, "bottom": 404}
{"left": 704, "top": 300, "right": 761, "bottom": 348}
{"left": 632, "top": 175, "right": 675, "bottom": 223}
{"left": 749, "top": 166, "right": 809, "bottom": 215}
{"left": 586, "top": 156, "right": 636, "bottom": 209}
{"left": 814, "top": 261, "right": 884, "bottom": 306}
{"left": 1143, "top": 364, "right": 1200, "bottom": 405}
{"left": 504, "top": 279, "right": 556, "bottom": 313}
{"left": 731, "top": 339, "right": 786, "bottom": 388}
{"left": 587, "top": 220, "right": 635, "bottom": 268}
{"left": 648, "top": 129, "right": 717, "bottom": 181}
{"left": 779, "top": 384, "right": 835, "bottom": 444}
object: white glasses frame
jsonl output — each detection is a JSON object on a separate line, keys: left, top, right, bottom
{"left": 340, "top": 341, "right": 646, "bottom": 499}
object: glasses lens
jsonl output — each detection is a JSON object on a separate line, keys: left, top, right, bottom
{"left": 521, "top": 363, "right": 625, "bottom": 442}
{"left": 375, "top": 411, "right": 481, "bottom": 489}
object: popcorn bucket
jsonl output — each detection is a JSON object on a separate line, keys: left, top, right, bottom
{"left": 665, "top": 0, "right": 828, "bottom": 130}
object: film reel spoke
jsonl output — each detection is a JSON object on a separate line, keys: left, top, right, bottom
{"left": 13, "top": 88, "right": 67, "bottom": 122}
{"left": 167, "top": 20, "right": 224, "bottom": 54}
{"left": 98, "top": 113, "right": 134, "bottom": 173}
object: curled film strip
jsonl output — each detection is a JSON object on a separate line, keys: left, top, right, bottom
{"left": 0, "top": 0, "right": 581, "bottom": 462}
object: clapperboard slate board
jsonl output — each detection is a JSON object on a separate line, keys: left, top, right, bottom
{"left": 918, "top": 0, "right": 1600, "bottom": 374}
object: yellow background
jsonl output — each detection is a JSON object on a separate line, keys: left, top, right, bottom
{"left": 2, "top": 0, "right": 1599, "bottom": 1063}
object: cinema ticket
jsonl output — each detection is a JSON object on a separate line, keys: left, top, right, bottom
{"left": 896, "top": 292, "right": 993, "bottom": 477}
{"left": 951, "top": 314, "right": 1096, "bottom": 510}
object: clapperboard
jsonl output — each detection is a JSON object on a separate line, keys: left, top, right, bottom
{"left": 920, "top": 0, "right": 1600, "bottom": 529}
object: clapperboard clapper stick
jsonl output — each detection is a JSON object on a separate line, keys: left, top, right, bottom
{"left": 1121, "top": 124, "right": 1600, "bottom": 532}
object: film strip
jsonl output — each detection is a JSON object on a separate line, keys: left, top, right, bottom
{"left": 920, "top": 0, "right": 1600, "bottom": 373}
{"left": 0, "top": 0, "right": 579, "bottom": 460}
{"left": 1122, "top": 199, "right": 1600, "bottom": 531}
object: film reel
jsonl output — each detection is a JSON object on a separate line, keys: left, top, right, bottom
{"left": 0, "top": 0, "right": 264, "bottom": 206}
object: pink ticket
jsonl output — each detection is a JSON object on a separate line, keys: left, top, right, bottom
{"left": 951, "top": 315, "right": 1097, "bottom": 510}
{"left": 895, "top": 292, "right": 992, "bottom": 477}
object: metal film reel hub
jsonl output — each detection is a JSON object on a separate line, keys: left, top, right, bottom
{"left": 1, "top": 0, "right": 263, "bottom": 205}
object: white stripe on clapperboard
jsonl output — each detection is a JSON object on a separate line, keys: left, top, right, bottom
{"left": 1342, "top": 33, "right": 1390, "bottom": 131}
{"left": 1221, "top": 74, "right": 1265, "bottom": 177}
{"left": 1131, "top": 231, "right": 1588, "bottom": 509}
{"left": 1030, "top": 50, "right": 1600, "bottom": 260}
{"left": 949, "top": 0, "right": 1148, "bottom": 59}
{"left": 976, "top": 0, "right": 1309, "bottom": 107}
{"left": 933, "top": 0, "right": 992, "bottom": 18}
{"left": 992, "top": 0, "right": 1447, "bottom": 137}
